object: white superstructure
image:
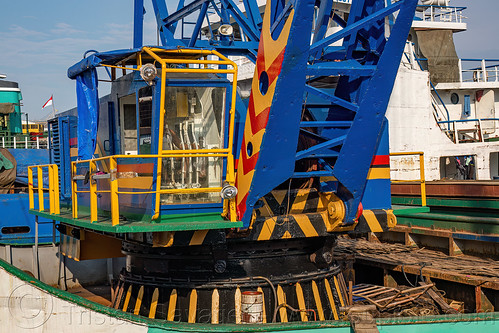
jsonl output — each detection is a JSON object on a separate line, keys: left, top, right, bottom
{"left": 388, "top": 3, "right": 499, "bottom": 181}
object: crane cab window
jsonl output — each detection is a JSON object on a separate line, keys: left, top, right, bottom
{"left": 161, "top": 86, "right": 226, "bottom": 204}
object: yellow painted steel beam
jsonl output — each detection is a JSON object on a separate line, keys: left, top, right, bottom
{"left": 114, "top": 284, "right": 124, "bottom": 310}
{"left": 311, "top": 280, "right": 325, "bottom": 321}
{"left": 117, "top": 187, "right": 222, "bottom": 195}
{"left": 28, "top": 167, "right": 34, "bottom": 210}
{"left": 211, "top": 288, "right": 219, "bottom": 324}
{"left": 235, "top": 287, "right": 242, "bottom": 324}
{"left": 149, "top": 288, "right": 159, "bottom": 319}
{"left": 89, "top": 160, "right": 98, "bottom": 222}
{"left": 152, "top": 55, "right": 167, "bottom": 221}
{"left": 71, "top": 162, "right": 78, "bottom": 219}
{"left": 390, "top": 151, "right": 424, "bottom": 156}
{"left": 189, "top": 229, "right": 209, "bottom": 246}
{"left": 188, "top": 289, "right": 198, "bottom": 323}
{"left": 295, "top": 282, "right": 308, "bottom": 322}
{"left": 333, "top": 276, "right": 345, "bottom": 307}
{"left": 122, "top": 285, "right": 132, "bottom": 312}
{"left": 52, "top": 165, "right": 60, "bottom": 214}
{"left": 48, "top": 165, "right": 54, "bottom": 213}
{"left": 419, "top": 153, "right": 427, "bottom": 207}
{"left": 324, "top": 278, "right": 339, "bottom": 320}
{"left": 37, "top": 166, "right": 44, "bottom": 211}
{"left": 167, "top": 289, "right": 177, "bottom": 321}
{"left": 277, "top": 285, "right": 288, "bottom": 323}
{"left": 109, "top": 157, "right": 119, "bottom": 226}
{"left": 133, "top": 286, "right": 144, "bottom": 315}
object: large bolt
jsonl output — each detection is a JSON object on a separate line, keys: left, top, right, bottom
{"left": 322, "top": 251, "right": 333, "bottom": 264}
{"left": 214, "top": 260, "right": 226, "bottom": 273}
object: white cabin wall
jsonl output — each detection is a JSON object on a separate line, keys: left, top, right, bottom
{"left": 387, "top": 67, "right": 499, "bottom": 181}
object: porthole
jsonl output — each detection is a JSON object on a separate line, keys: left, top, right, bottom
{"left": 450, "top": 93, "right": 459, "bottom": 104}
{"left": 259, "top": 71, "right": 269, "bottom": 95}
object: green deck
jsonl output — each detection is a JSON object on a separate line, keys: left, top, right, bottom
{"left": 30, "top": 205, "right": 430, "bottom": 234}
{"left": 30, "top": 207, "right": 242, "bottom": 233}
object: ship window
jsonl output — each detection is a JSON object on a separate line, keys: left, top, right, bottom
{"left": 450, "top": 92, "right": 459, "bottom": 104}
{"left": 160, "top": 86, "right": 226, "bottom": 204}
{"left": 440, "top": 155, "right": 476, "bottom": 180}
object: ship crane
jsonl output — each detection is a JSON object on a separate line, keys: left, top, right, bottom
{"left": 30, "top": 0, "right": 418, "bottom": 324}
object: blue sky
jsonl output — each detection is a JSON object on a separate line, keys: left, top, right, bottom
{"left": 0, "top": 0, "right": 497, "bottom": 120}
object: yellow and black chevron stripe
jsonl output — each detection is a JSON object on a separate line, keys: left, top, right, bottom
{"left": 354, "top": 209, "right": 396, "bottom": 233}
{"left": 252, "top": 188, "right": 333, "bottom": 218}
{"left": 152, "top": 229, "right": 226, "bottom": 247}
{"left": 248, "top": 211, "right": 331, "bottom": 241}
{"left": 152, "top": 188, "right": 396, "bottom": 246}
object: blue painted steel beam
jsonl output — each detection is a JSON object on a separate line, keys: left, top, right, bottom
{"left": 222, "top": 0, "right": 262, "bottom": 41}
{"left": 270, "top": 1, "right": 293, "bottom": 34}
{"left": 306, "top": 61, "right": 376, "bottom": 77}
{"left": 304, "top": 84, "right": 359, "bottom": 112}
{"left": 312, "top": 0, "right": 333, "bottom": 44}
{"left": 239, "top": 0, "right": 317, "bottom": 225}
{"left": 309, "top": 0, "right": 404, "bottom": 54}
{"left": 171, "top": 0, "right": 186, "bottom": 33}
{"left": 299, "top": 129, "right": 329, "bottom": 142}
{"left": 133, "top": 0, "right": 144, "bottom": 48}
{"left": 300, "top": 121, "right": 353, "bottom": 128}
{"left": 163, "top": 0, "right": 209, "bottom": 26}
{"left": 242, "top": 0, "right": 263, "bottom": 28}
{"left": 179, "top": 39, "right": 260, "bottom": 51}
{"left": 189, "top": 2, "right": 209, "bottom": 47}
{"left": 295, "top": 135, "right": 346, "bottom": 160}
{"left": 292, "top": 171, "right": 335, "bottom": 178}
{"left": 332, "top": 0, "right": 419, "bottom": 223}
{"left": 151, "top": 0, "right": 179, "bottom": 46}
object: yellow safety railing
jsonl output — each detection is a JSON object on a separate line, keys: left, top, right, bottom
{"left": 28, "top": 164, "right": 60, "bottom": 214}
{"left": 72, "top": 152, "right": 236, "bottom": 226}
{"left": 390, "top": 152, "right": 426, "bottom": 207}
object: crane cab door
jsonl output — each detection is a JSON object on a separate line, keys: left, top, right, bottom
{"left": 119, "top": 94, "right": 138, "bottom": 155}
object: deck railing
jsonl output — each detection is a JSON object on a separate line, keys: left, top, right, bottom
{"left": 390, "top": 152, "right": 426, "bottom": 207}
{"left": 28, "top": 164, "right": 60, "bottom": 214}
{"left": 414, "top": 5, "right": 466, "bottom": 24}
{"left": 437, "top": 118, "right": 499, "bottom": 143}
{"left": 1, "top": 136, "right": 48, "bottom": 149}
{"left": 459, "top": 59, "right": 499, "bottom": 83}
{"left": 71, "top": 152, "right": 235, "bottom": 226}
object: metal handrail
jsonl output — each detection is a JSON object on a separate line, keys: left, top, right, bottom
{"left": 72, "top": 151, "right": 235, "bottom": 227}
{"left": 28, "top": 164, "right": 60, "bottom": 214}
{"left": 390, "top": 152, "right": 426, "bottom": 207}
{"left": 1, "top": 135, "right": 48, "bottom": 149}
{"left": 414, "top": 5, "right": 466, "bottom": 24}
{"left": 437, "top": 118, "right": 499, "bottom": 143}
{"left": 458, "top": 59, "right": 499, "bottom": 83}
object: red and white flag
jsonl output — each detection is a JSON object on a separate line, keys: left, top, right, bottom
{"left": 42, "top": 96, "right": 53, "bottom": 109}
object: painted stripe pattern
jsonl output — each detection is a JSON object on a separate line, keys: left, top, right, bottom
{"left": 367, "top": 154, "right": 390, "bottom": 180}
{"left": 235, "top": 6, "right": 295, "bottom": 219}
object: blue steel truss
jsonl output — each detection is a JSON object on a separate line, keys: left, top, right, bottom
{"left": 137, "top": 0, "right": 418, "bottom": 226}
{"left": 134, "top": 0, "right": 263, "bottom": 60}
